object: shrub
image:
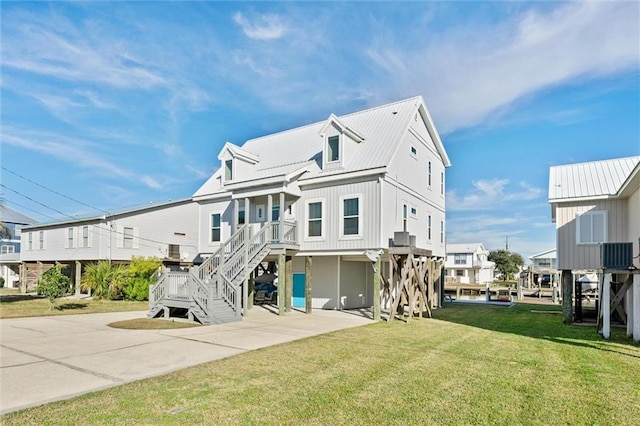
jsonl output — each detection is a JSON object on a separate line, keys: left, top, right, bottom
{"left": 0, "top": 276, "right": 5, "bottom": 288}
{"left": 81, "top": 261, "right": 128, "bottom": 300}
{"left": 37, "top": 265, "right": 71, "bottom": 309}
{"left": 123, "top": 256, "right": 162, "bottom": 301}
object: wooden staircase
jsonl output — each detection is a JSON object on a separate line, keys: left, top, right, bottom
{"left": 148, "top": 221, "right": 296, "bottom": 324}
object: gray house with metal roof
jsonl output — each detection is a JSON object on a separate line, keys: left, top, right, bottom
{"left": 150, "top": 96, "right": 451, "bottom": 324}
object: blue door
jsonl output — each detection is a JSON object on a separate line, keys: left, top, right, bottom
{"left": 292, "top": 273, "right": 306, "bottom": 308}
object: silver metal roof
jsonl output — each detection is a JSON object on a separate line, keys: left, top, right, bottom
{"left": 548, "top": 156, "right": 640, "bottom": 201}
{"left": 0, "top": 204, "right": 37, "bottom": 225}
{"left": 446, "top": 243, "right": 487, "bottom": 254}
{"left": 194, "top": 96, "right": 450, "bottom": 198}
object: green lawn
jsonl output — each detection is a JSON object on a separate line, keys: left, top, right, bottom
{"left": 0, "top": 292, "right": 148, "bottom": 319}
{"left": 3, "top": 303, "right": 639, "bottom": 425}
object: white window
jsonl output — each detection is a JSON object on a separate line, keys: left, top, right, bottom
{"left": 306, "top": 199, "right": 324, "bottom": 239}
{"left": 238, "top": 208, "right": 245, "bottom": 225}
{"left": 81, "top": 225, "right": 90, "bottom": 248}
{"left": 211, "top": 213, "right": 221, "bottom": 242}
{"left": 440, "top": 221, "right": 444, "bottom": 244}
{"left": 427, "top": 215, "right": 432, "bottom": 240}
{"left": 28, "top": 232, "right": 33, "bottom": 250}
{"left": 123, "top": 227, "right": 134, "bottom": 249}
{"left": 256, "top": 204, "right": 265, "bottom": 222}
{"left": 456, "top": 270, "right": 464, "bottom": 277}
{"left": 1, "top": 245, "right": 15, "bottom": 254}
{"left": 66, "top": 227, "right": 74, "bottom": 249}
{"left": 410, "top": 206, "right": 417, "bottom": 217}
{"left": 225, "top": 159, "right": 233, "bottom": 181}
{"left": 440, "top": 172, "right": 444, "bottom": 195}
{"left": 576, "top": 211, "right": 607, "bottom": 244}
{"left": 327, "top": 135, "right": 340, "bottom": 163}
{"left": 454, "top": 254, "right": 466, "bottom": 265}
{"left": 428, "top": 161, "right": 432, "bottom": 187}
{"left": 340, "top": 195, "right": 361, "bottom": 238}
{"left": 38, "top": 231, "right": 45, "bottom": 250}
{"left": 402, "top": 203, "right": 408, "bottom": 231}
{"left": 410, "top": 145, "right": 417, "bottom": 156}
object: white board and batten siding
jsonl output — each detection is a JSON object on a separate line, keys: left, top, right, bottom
{"left": 298, "top": 178, "right": 381, "bottom": 252}
{"left": 555, "top": 199, "right": 627, "bottom": 270}
{"left": 21, "top": 224, "right": 102, "bottom": 262}
{"left": 197, "top": 197, "right": 233, "bottom": 254}
{"left": 627, "top": 186, "right": 640, "bottom": 269}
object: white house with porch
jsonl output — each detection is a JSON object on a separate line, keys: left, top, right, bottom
{"left": 549, "top": 156, "right": 640, "bottom": 342}
{"left": 444, "top": 243, "right": 495, "bottom": 285}
{"left": 0, "top": 204, "right": 36, "bottom": 288}
{"left": 149, "top": 96, "right": 451, "bottom": 324}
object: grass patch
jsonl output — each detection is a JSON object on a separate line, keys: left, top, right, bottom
{"left": 108, "top": 318, "right": 201, "bottom": 330}
{"left": 2, "top": 303, "right": 639, "bottom": 425}
{"left": 0, "top": 293, "right": 148, "bottom": 319}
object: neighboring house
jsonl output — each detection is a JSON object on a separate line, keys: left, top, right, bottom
{"left": 444, "top": 243, "right": 495, "bottom": 285}
{"left": 549, "top": 156, "right": 640, "bottom": 341}
{"left": 0, "top": 204, "right": 36, "bottom": 288}
{"left": 19, "top": 199, "right": 199, "bottom": 292}
{"left": 527, "top": 248, "right": 559, "bottom": 288}
{"left": 151, "top": 96, "right": 451, "bottom": 323}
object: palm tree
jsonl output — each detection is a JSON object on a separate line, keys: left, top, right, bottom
{"left": 81, "top": 261, "right": 127, "bottom": 299}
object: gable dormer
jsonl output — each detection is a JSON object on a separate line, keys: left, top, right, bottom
{"left": 318, "top": 114, "right": 365, "bottom": 170}
{"left": 217, "top": 142, "right": 259, "bottom": 184}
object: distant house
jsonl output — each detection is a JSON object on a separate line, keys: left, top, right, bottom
{"left": 150, "top": 96, "right": 451, "bottom": 323}
{"left": 527, "top": 248, "right": 558, "bottom": 288}
{"left": 549, "top": 156, "right": 640, "bottom": 340}
{"left": 444, "top": 243, "right": 495, "bottom": 285}
{"left": 19, "top": 199, "right": 199, "bottom": 292}
{"left": 0, "top": 205, "right": 36, "bottom": 288}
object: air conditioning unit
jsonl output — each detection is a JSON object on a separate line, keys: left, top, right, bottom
{"left": 600, "top": 242, "right": 633, "bottom": 269}
{"left": 394, "top": 231, "right": 410, "bottom": 246}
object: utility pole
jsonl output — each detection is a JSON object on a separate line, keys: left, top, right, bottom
{"left": 505, "top": 235, "right": 509, "bottom": 251}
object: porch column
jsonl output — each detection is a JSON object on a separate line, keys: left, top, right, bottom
{"left": 248, "top": 269, "right": 254, "bottom": 310}
{"left": 602, "top": 273, "right": 611, "bottom": 339}
{"left": 75, "top": 261, "right": 82, "bottom": 296}
{"left": 633, "top": 273, "right": 640, "bottom": 344}
{"left": 285, "top": 255, "right": 292, "bottom": 313}
{"left": 279, "top": 192, "right": 285, "bottom": 243}
{"left": 233, "top": 199, "right": 239, "bottom": 230}
{"left": 373, "top": 256, "right": 381, "bottom": 321}
{"left": 278, "top": 253, "right": 285, "bottom": 316}
{"left": 245, "top": 197, "right": 250, "bottom": 232}
{"left": 267, "top": 194, "right": 273, "bottom": 222}
{"left": 561, "top": 270, "right": 572, "bottom": 324}
{"left": 627, "top": 281, "right": 634, "bottom": 338}
{"left": 305, "top": 256, "right": 312, "bottom": 314}
{"left": 242, "top": 278, "right": 248, "bottom": 316}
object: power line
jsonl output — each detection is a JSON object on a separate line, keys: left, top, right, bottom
{"left": 0, "top": 184, "right": 75, "bottom": 219}
{"left": 1, "top": 166, "right": 110, "bottom": 214}
{"left": 2, "top": 198, "right": 59, "bottom": 221}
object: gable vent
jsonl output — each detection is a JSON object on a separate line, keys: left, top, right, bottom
{"left": 600, "top": 242, "right": 633, "bottom": 269}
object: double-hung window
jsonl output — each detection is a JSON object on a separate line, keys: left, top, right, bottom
{"left": 576, "top": 211, "right": 607, "bottom": 244}
{"left": 123, "top": 227, "right": 134, "bottom": 249}
{"left": 307, "top": 200, "right": 323, "bottom": 238}
{"left": 28, "top": 232, "right": 33, "bottom": 250}
{"left": 454, "top": 254, "right": 466, "bottom": 265}
{"left": 67, "top": 227, "right": 74, "bottom": 249}
{"left": 428, "top": 161, "right": 432, "bottom": 186}
{"left": 340, "top": 196, "right": 361, "bottom": 237}
{"left": 440, "top": 221, "right": 444, "bottom": 244}
{"left": 211, "top": 213, "right": 221, "bottom": 242}
{"left": 428, "top": 215, "right": 432, "bottom": 240}
{"left": 38, "top": 231, "right": 44, "bottom": 250}
{"left": 82, "top": 226, "right": 89, "bottom": 248}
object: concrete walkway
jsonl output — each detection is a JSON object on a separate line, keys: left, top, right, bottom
{"left": 0, "top": 308, "right": 373, "bottom": 414}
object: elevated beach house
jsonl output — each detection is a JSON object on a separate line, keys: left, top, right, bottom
{"left": 444, "top": 243, "right": 495, "bottom": 285}
{"left": 0, "top": 204, "right": 36, "bottom": 289}
{"left": 149, "top": 96, "right": 451, "bottom": 323}
{"left": 549, "top": 156, "right": 640, "bottom": 341}
{"left": 19, "top": 199, "right": 199, "bottom": 293}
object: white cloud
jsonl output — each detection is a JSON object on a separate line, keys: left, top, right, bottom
{"left": 368, "top": 2, "right": 640, "bottom": 133}
{"left": 447, "top": 179, "right": 542, "bottom": 211}
{"left": 233, "top": 12, "right": 287, "bottom": 40}
{"left": 2, "top": 129, "right": 163, "bottom": 191}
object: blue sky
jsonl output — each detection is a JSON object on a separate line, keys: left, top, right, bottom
{"left": 1, "top": 1, "right": 639, "bottom": 261}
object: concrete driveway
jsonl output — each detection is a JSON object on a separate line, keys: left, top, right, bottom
{"left": 0, "top": 308, "right": 372, "bottom": 414}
